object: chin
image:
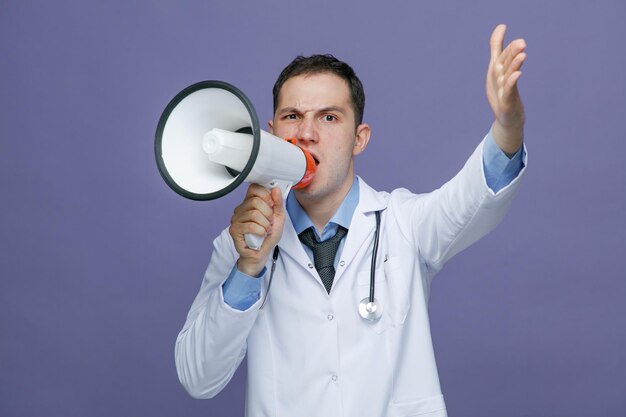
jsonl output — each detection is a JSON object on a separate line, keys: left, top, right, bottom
{"left": 294, "top": 181, "right": 325, "bottom": 200}
{"left": 294, "top": 185, "right": 317, "bottom": 198}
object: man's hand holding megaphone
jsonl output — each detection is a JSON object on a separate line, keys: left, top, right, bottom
{"left": 230, "top": 185, "right": 286, "bottom": 277}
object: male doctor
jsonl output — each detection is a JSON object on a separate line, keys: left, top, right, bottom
{"left": 175, "top": 24, "right": 527, "bottom": 416}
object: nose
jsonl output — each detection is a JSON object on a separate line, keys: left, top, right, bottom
{"left": 295, "top": 116, "right": 318, "bottom": 146}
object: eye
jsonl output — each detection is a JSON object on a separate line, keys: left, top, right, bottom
{"left": 323, "top": 114, "right": 337, "bottom": 122}
{"left": 285, "top": 114, "right": 298, "bottom": 120}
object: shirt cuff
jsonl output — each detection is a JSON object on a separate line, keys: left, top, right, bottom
{"left": 222, "top": 265, "right": 265, "bottom": 311}
{"left": 482, "top": 128, "right": 526, "bottom": 193}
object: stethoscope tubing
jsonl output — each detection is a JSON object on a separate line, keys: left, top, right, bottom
{"left": 260, "top": 210, "right": 382, "bottom": 320}
{"left": 260, "top": 246, "right": 279, "bottom": 310}
{"left": 368, "top": 210, "right": 382, "bottom": 303}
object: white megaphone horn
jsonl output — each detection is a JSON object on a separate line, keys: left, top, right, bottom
{"left": 155, "top": 80, "right": 316, "bottom": 250}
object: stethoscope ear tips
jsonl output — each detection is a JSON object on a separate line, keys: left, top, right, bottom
{"left": 359, "top": 297, "right": 383, "bottom": 321}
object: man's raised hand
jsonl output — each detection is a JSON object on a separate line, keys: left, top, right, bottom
{"left": 486, "top": 24, "right": 527, "bottom": 155}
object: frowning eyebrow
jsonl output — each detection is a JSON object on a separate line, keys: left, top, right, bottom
{"left": 277, "top": 106, "right": 348, "bottom": 116}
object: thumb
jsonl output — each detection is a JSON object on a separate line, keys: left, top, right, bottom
{"left": 265, "top": 187, "right": 286, "bottom": 247}
{"left": 270, "top": 187, "right": 285, "bottom": 216}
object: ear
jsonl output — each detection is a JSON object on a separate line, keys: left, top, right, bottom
{"left": 268, "top": 119, "right": 274, "bottom": 135}
{"left": 352, "top": 123, "right": 371, "bottom": 156}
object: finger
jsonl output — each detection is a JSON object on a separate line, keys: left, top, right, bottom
{"left": 234, "top": 208, "right": 272, "bottom": 231}
{"left": 500, "top": 38, "right": 526, "bottom": 71}
{"left": 245, "top": 184, "right": 274, "bottom": 207}
{"left": 233, "top": 222, "right": 269, "bottom": 243}
{"left": 504, "top": 52, "right": 526, "bottom": 81}
{"left": 504, "top": 71, "right": 523, "bottom": 93}
{"left": 234, "top": 195, "right": 274, "bottom": 219}
{"left": 500, "top": 72, "right": 522, "bottom": 107}
{"left": 489, "top": 24, "right": 506, "bottom": 64}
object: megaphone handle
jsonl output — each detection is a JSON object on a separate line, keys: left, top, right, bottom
{"left": 244, "top": 180, "right": 293, "bottom": 251}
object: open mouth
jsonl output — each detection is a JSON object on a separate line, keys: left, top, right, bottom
{"left": 308, "top": 151, "right": 320, "bottom": 166}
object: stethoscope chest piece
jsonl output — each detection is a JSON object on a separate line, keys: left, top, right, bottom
{"left": 359, "top": 297, "right": 383, "bottom": 321}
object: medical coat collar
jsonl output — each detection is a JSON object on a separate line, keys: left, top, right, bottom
{"left": 278, "top": 176, "right": 389, "bottom": 286}
{"left": 286, "top": 177, "right": 360, "bottom": 240}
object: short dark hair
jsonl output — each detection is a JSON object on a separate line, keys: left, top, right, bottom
{"left": 272, "top": 54, "right": 365, "bottom": 126}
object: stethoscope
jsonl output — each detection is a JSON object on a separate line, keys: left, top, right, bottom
{"left": 260, "top": 210, "right": 383, "bottom": 322}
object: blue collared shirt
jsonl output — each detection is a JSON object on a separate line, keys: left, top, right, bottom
{"left": 286, "top": 175, "right": 359, "bottom": 260}
{"left": 222, "top": 130, "right": 525, "bottom": 310}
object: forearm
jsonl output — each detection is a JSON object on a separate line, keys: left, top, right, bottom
{"left": 175, "top": 229, "right": 260, "bottom": 398}
{"left": 483, "top": 128, "right": 525, "bottom": 193}
{"left": 398, "top": 133, "right": 526, "bottom": 271}
{"left": 175, "top": 289, "right": 252, "bottom": 398}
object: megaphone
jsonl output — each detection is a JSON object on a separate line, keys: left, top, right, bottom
{"left": 155, "top": 80, "right": 316, "bottom": 250}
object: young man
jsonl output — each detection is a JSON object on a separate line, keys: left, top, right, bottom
{"left": 175, "top": 24, "right": 527, "bottom": 417}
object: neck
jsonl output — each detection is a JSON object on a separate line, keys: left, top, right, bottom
{"left": 296, "top": 176, "right": 354, "bottom": 233}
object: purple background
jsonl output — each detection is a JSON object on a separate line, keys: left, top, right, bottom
{"left": 1, "top": 1, "right": 625, "bottom": 416}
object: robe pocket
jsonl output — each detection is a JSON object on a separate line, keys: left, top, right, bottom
{"left": 388, "top": 394, "right": 447, "bottom": 417}
{"left": 357, "top": 256, "right": 410, "bottom": 334}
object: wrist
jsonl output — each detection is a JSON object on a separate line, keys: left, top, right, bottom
{"left": 492, "top": 120, "right": 524, "bottom": 156}
{"left": 237, "top": 258, "right": 265, "bottom": 277}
